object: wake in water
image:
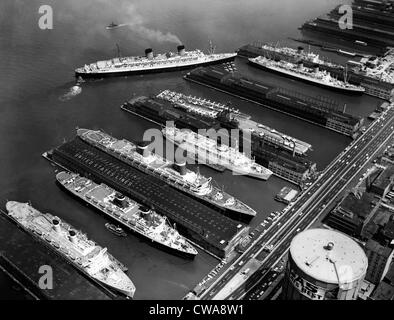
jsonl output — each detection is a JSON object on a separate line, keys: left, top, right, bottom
{"left": 59, "top": 84, "right": 82, "bottom": 101}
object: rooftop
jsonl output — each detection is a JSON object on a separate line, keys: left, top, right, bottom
{"left": 290, "top": 228, "right": 368, "bottom": 284}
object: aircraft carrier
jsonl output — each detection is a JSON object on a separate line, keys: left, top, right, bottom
{"left": 44, "top": 137, "right": 249, "bottom": 259}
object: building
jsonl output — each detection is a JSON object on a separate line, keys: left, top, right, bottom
{"left": 364, "top": 239, "right": 394, "bottom": 285}
{"left": 324, "top": 191, "right": 376, "bottom": 237}
{"left": 282, "top": 229, "right": 368, "bottom": 300}
{"left": 369, "top": 166, "right": 394, "bottom": 197}
{"left": 371, "top": 262, "right": 394, "bottom": 300}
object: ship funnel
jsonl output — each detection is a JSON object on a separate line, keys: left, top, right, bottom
{"left": 297, "top": 61, "right": 303, "bottom": 69}
{"left": 52, "top": 218, "right": 61, "bottom": 233}
{"left": 137, "top": 141, "right": 151, "bottom": 158}
{"left": 297, "top": 46, "right": 304, "bottom": 54}
{"left": 68, "top": 230, "right": 77, "bottom": 244}
{"left": 177, "top": 45, "right": 185, "bottom": 56}
{"left": 115, "top": 192, "right": 126, "bottom": 201}
{"left": 113, "top": 192, "right": 127, "bottom": 208}
{"left": 174, "top": 160, "right": 187, "bottom": 176}
{"left": 145, "top": 48, "right": 154, "bottom": 60}
{"left": 140, "top": 206, "right": 151, "bottom": 215}
{"left": 313, "top": 64, "right": 319, "bottom": 73}
{"left": 217, "top": 135, "right": 222, "bottom": 147}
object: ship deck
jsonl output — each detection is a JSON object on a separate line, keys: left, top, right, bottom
{"left": 0, "top": 211, "right": 116, "bottom": 300}
{"left": 51, "top": 138, "right": 246, "bottom": 254}
{"left": 62, "top": 176, "right": 141, "bottom": 218}
{"left": 234, "top": 116, "right": 311, "bottom": 155}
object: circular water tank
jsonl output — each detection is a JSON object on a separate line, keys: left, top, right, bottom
{"left": 282, "top": 228, "right": 368, "bottom": 300}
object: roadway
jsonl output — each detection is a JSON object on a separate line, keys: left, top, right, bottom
{"left": 200, "top": 103, "right": 394, "bottom": 300}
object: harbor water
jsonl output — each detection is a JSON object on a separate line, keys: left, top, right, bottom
{"left": 0, "top": 0, "right": 382, "bottom": 299}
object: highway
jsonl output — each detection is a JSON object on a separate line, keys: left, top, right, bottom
{"left": 200, "top": 103, "right": 394, "bottom": 300}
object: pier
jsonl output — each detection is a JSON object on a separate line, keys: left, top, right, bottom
{"left": 0, "top": 211, "right": 115, "bottom": 300}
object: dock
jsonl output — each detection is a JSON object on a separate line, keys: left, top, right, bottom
{"left": 0, "top": 210, "right": 115, "bottom": 300}
{"left": 47, "top": 138, "right": 249, "bottom": 259}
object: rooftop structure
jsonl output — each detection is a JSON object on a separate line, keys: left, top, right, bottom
{"left": 282, "top": 228, "right": 368, "bottom": 300}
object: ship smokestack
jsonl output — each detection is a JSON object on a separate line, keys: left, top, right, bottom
{"left": 145, "top": 48, "right": 153, "bottom": 60}
{"left": 113, "top": 192, "right": 127, "bottom": 208}
{"left": 68, "top": 230, "right": 77, "bottom": 244}
{"left": 297, "top": 46, "right": 304, "bottom": 54}
{"left": 177, "top": 45, "right": 185, "bottom": 56}
{"left": 52, "top": 218, "right": 61, "bottom": 233}
{"left": 297, "top": 61, "right": 303, "bottom": 69}
{"left": 137, "top": 141, "right": 151, "bottom": 158}
{"left": 174, "top": 160, "right": 187, "bottom": 176}
{"left": 140, "top": 206, "right": 151, "bottom": 215}
{"left": 313, "top": 64, "right": 319, "bottom": 73}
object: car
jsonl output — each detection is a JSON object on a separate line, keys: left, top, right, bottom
{"left": 296, "top": 228, "right": 301, "bottom": 232}
{"left": 241, "top": 268, "right": 250, "bottom": 275}
{"left": 238, "top": 261, "right": 244, "bottom": 266}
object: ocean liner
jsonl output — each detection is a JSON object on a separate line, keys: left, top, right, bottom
{"left": 5, "top": 201, "right": 136, "bottom": 298}
{"left": 162, "top": 126, "right": 273, "bottom": 180}
{"left": 246, "top": 43, "right": 344, "bottom": 69}
{"left": 56, "top": 171, "right": 198, "bottom": 258}
{"left": 75, "top": 44, "right": 237, "bottom": 78}
{"left": 249, "top": 56, "right": 365, "bottom": 94}
{"left": 77, "top": 128, "right": 256, "bottom": 218}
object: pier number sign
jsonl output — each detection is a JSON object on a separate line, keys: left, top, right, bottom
{"left": 288, "top": 267, "right": 326, "bottom": 300}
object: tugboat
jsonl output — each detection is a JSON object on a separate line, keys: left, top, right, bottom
{"left": 106, "top": 22, "right": 119, "bottom": 30}
{"left": 105, "top": 223, "right": 127, "bottom": 237}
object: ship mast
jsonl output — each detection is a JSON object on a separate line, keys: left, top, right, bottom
{"left": 116, "top": 43, "right": 122, "bottom": 58}
{"left": 208, "top": 40, "right": 216, "bottom": 55}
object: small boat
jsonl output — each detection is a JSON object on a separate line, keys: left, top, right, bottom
{"left": 106, "top": 22, "right": 119, "bottom": 30}
{"left": 105, "top": 223, "right": 127, "bottom": 237}
{"left": 338, "top": 49, "right": 356, "bottom": 57}
{"left": 355, "top": 40, "right": 367, "bottom": 46}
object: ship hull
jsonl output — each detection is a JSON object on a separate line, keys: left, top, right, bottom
{"left": 75, "top": 55, "right": 236, "bottom": 79}
{"left": 248, "top": 59, "right": 365, "bottom": 95}
{"left": 2, "top": 210, "right": 135, "bottom": 298}
{"left": 77, "top": 132, "right": 255, "bottom": 220}
{"left": 56, "top": 179, "right": 197, "bottom": 260}
{"left": 165, "top": 136, "right": 271, "bottom": 182}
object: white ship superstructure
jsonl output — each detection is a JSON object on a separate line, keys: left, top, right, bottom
{"left": 75, "top": 45, "right": 237, "bottom": 78}
{"left": 156, "top": 90, "right": 249, "bottom": 119}
{"left": 249, "top": 56, "right": 365, "bottom": 93}
{"left": 56, "top": 172, "right": 198, "bottom": 257}
{"left": 156, "top": 90, "right": 312, "bottom": 155}
{"left": 77, "top": 129, "right": 256, "bottom": 217}
{"left": 257, "top": 44, "right": 343, "bottom": 69}
{"left": 358, "top": 48, "right": 394, "bottom": 84}
{"left": 5, "top": 201, "right": 136, "bottom": 298}
{"left": 162, "top": 126, "right": 273, "bottom": 180}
